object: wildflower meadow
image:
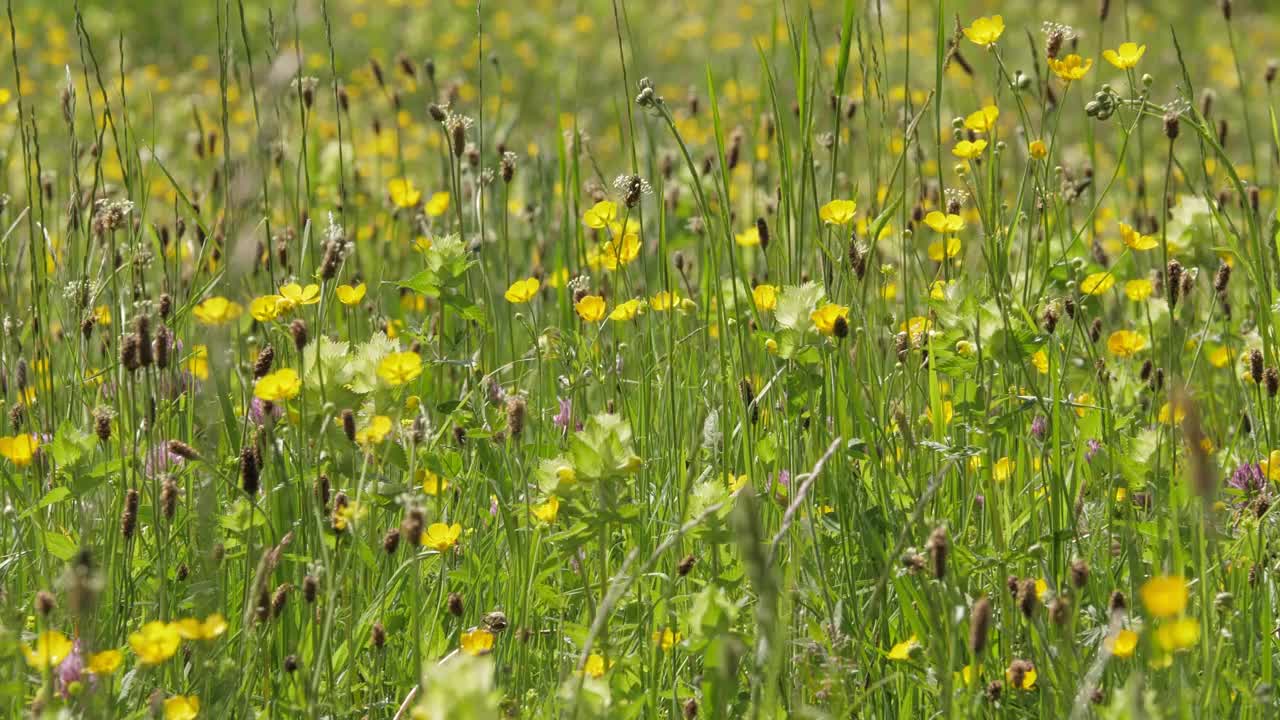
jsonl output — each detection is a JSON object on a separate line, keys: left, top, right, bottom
{"left": 3, "top": 0, "right": 1280, "bottom": 717}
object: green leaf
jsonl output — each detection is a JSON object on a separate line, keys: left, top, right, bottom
{"left": 43, "top": 531, "right": 77, "bottom": 561}
{"left": 21, "top": 487, "right": 71, "bottom": 520}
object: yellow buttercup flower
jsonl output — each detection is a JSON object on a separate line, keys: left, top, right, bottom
{"left": 964, "top": 106, "right": 999, "bottom": 133}
{"left": 811, "top": 303, "right": 850, "bottom": 337}
{"left": 928, "top": 237, "right": 961, "bottom": 261}
{"left": 504, "top": 277, "right": 541, "bottom": 304}
{"left": 819, "top": 199, "right": 857, "bottom": 226}
{"left": 652, "top": 627, "right": 682, "bottom": 651}
{"left": 86, "top": 649, "right": 124, "bottom": 675}
{"left": 993, "top": 456, "right": 1014, "bottom": 482}
{"left": 336, "top": 283, "right": 367, "bottom": 305}
{"left": 388, "top": 177, "right": 422, "bottom": 208}
{"left": 649, "top": 291, "right": 679, "bottom": 312}
{"left": 1108, "top": 629, "right": 1139, "bottom": 658}
{"left": 575, "top": 295, "right": 607, "bottom": 322}
{"left": 129, "top": 621, "right": 182, "bottom": 665}
{"left": 1029, "top": 139, "right": 1048, "bottom": 159}
{"left": 609, "top": 298, "right": 642, "bottom": 322}
{"left": 276, "top": 283, "right": 321, "bottom": 311}
{"left": 186, "top": 345, "right": 210, "bottom": 380}
{"left": 583, "top": 653, "right": 610, "bottom": 678}
{"left": 21, "top": 630, "right": 73, "bottom": 669}
{"left": 1049, "top": 54, "right": 1093, "bottom": 80}
{"left": 962, "top": 15, "right": 1004, "bottom": 46}
{"left": 531, "top": 496, "right": 560, "bottom": 523}
{"left": 1120, "top": 222, "right": 1157, "bottom": 250}
{"left": 192, "top": 296, "right": 243, "bottom": 326}
{"left": 734, "top": 225, "right": 761, "bottom": 247}
{"left": 952, "top": 139, "right": 987, "bottom": 160}
{"left": 422, "top": 522, "right": 462, "bottom": 551}
{"left": 250, "top": 295, "right": 283, "bottom": 322}
{"left": 887, "top": 635, "right": 920, "bottom": 661}
{"left": 599, "top": 233, "right": 641, "bottom": 270}
{"left": 420, "top": 470, "right": 449, "bottom": 495}
{"left": 460, "top": 628, "right": 495, "bottom": 656}
{"left": 164, "top": 695, "right": 200, "bottom": 720}
{"left": 1031, "top": 349, "right": 1049, "bottom": 374}
{"left": 355, "top": 415, "right": 393, "bottom": 445}
{"left": 1125, "top": 278, "right": 1154, "bottom": 301}
{"left": 425, "top": 192, "right": 450, "bottom": 217}
{"left": 582, "top": 200, "right": 618, "bottom": 229}
{"left": 923, "top": 211, "right": 964, "bottom": 233}
{"left": 1006, "top": 665, "right": 1037, "bottom": 691}
{"left": 1103, "top": 42, "right": 1146, "bottom": 70}
{"left": 1107, "top": 330, "right": 1148, "bottom": 358}
{"left": 173, "top": 614, "right": 228, "bottom": 641}
{"left": 752, "top": 284, "right": 778, "bottom": 311}
{"left": 377, "top": 351, "right": 423, "bottom": 386}
{"left": 1155, "top": 618, "right": 1199, "bottom": 652}
{"left": 1080, "top": 271, "right": 1116, "bottom": 295}
{"left": 1158, "top": 402, "right": 1187, "bottom": 426}
{"left": 254, "top": 368, "right": 302, "bottom": 402}
{"left": 0, "top": 434, "right": 39, "bottom": 466}
{"left": 1140, "top": 575, "right": 1188, "bottom": 618}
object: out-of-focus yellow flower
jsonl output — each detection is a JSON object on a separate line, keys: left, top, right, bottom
{"left": 86, "top": 649, "right": 124, "bottom": 675}
{"left": 652, "top": 627, "right": 682, "bottom": 651}
{"left": 1029, "top": 139, "right": 1048, "bottom": 159}
{"left": 425, "top": 192, "right": 450, "bottom": 217}
{"left": 164, "top": 695, "right": 201, "bottom": 720}
{"left": 952, "top": 139, "right": 987, "bottom": 160}
{"left": 21, "top": 630, "right": 73, "bottom": 669}
{"left": 1155, "top": 618, "right": 1199, "bottom": 652}
{"left": 1107, "top": 330, "right": 1148, "bottom": 358}
{"left": 460, "top": 628, "right": 494, "bottom": 656}
{"left": 1108, "top": 629, "right": 1139, "bottom": 658}
{"left": 1125, "top": 279, "right": 1154, "bottom": 301}
{"left": 277, "top": 283, "right": 321, "bottom": 311}
{"left": 186, "top": 345, "right": 209, "bottom": 380}
{"left": 0, "top": 434, "right": 39, "bottom": 466}
{"left": 377, "top": 351, "right": 423, "bottom": 386}
{"left": 928, "top": 237, "right": 961, "bottom": 261}
{"left": 964, "top": 106, "right": 999, "bottom": 133}
{"left": 388, "top": 177, "right": 422, "bottom": 208}
{"left": 993, "top": 456, "right": 1014, "bottom": 482}
{"left": 923, "top": 211, "right": 964, "bottom": 233}
{"left": 1031, "top": 349, "right": 1049, "bottom": 374}
{"left": 649, "top": 291, "right": 679, "bottom": 312}
{"left": 887, "top": 635, "right": 920, "bottom": 661}
{"left": 1080, "top": 271, "right": 1116, "bottom": 295}
{"left": 173, "top": 614, "right": 228, "bottom": 641}
{"left": 609, "top": 298, "right": 642, "bottom": 322}
{"left": 735, "top": 225, "right": 761, "bottom": 246}
{"left": 193, "top": 296, "right": 243, "bottom": 325}
{"left": 355, "top": 415, "right": 393, "bottom": 445}
{"left": 129, "top": 621, "right": 182, "bottom": 665}
{"left": 1140, "top": 575, "right": 1188, "bottom": 618}
{"left": 531, "top": 496, "right": 560, "bottom": 524}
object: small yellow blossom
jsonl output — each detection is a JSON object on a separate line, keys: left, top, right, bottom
{"left": 811, "top": 303, "right": 850, "bottom": 337}
{"left": 422, "top": 522, "right": 462, "bottom": 552}
{"left": 460, "top": 628, "right": 494, "bottom": 656}
{"left": 377, "top": 351, "right": 423, "bottom": 386}
{"left": 1140, "top": 575, "right": 1188, "bottom": 618}
{"left": 1049, "top": 54, "right": 1093, "bottom": 80}
{"left": 962, "top": 15, "right": 1004, "bottom": 46}
{"left": 575, "top": 295, "right": 607, "bottom": 322}
{"left": 388, "top": 177, "right": 422, "bottom": 208}
{"left": 1103, "top": 42, "right": 1147, "bottom": 70}
{"left": 819, "top": 199, "right": 857, "bottom": 225}
{"left": 336, "top": 283, "right": 367, "bottom": 305}
{"left": 254, "top": 368, "right": 302, "bottom": 402}
{"left": 504, "top": 277, "right": 541, "bottom": 304}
